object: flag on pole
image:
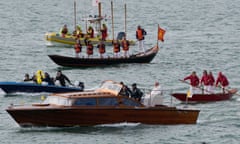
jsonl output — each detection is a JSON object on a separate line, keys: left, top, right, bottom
{"left": 92, "top": 0, "right": 100, "bottom": 7}
{"left": 187, "top": 90, "right": 192, "bottom": 98}
{"left": 158, "top": 26, "right": 166, "bottom": 42}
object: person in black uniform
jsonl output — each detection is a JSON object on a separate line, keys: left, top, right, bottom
{"left": 55, "top": 70, "right": 72, "bottom": 86}
{"left": 119, "top": 82, "right": 131, "bottom": 97}
{"left": 130, "top": 83, "right": 143, "bottom": 102}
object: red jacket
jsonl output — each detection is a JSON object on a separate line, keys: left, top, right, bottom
{"left": 208, "top": 74, "right": 215, "bottom": 86}
{"left": 201, "top": 74, "right": 209, "bottom": 85}
{"left": 184, "top": 75, "right": 199, "bottom": 87}
{"left": 216, "top": 74, "right": 229, "bottom": 87}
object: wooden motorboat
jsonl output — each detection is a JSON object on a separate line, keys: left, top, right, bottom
{"left": 0, "top": 81, "right": 83, "bottom": 94}
{"left": 48, "top": 45, "right": 159, "bottom": 68}
{"left": 171, "top": 88, "right": 238, "bottom": 103}
{"left": 6, "top": 80, "right": 200, "bottom": 127}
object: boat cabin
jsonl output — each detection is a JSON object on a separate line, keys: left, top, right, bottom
{"left": 43, "top": 80, "right": 143, "bottom": 107}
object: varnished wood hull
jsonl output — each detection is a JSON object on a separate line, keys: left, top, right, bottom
{"left": 48, "top": 45, "right": 159, "bottom": 67}
{"left": 6, "top": 106, "right": 199, "bottom": 127}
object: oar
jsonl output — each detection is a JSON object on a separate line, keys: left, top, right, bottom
{"left": 216, "top": 85, "right": 240, "bottom": 96}
{"left": 178, "top": 79, "right": 213, "bottom": 94}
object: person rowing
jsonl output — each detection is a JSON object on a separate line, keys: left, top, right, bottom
{"left": 215, "top": 72, "right": 229, "bottom": 93}
{"left": 200, "top": 70, "right": 209, "bottom": 94}
{"left": 183, "top": 71, "right": 200, "bottom": 96}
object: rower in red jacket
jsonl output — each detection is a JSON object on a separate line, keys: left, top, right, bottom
{"left": 200, "top": 70, "right": 209, "bottom": 94}
{"left": 216, "top": 72, "right": 229, "bottom": 93}
{"left": 183, "top": 71, "right": 200, "bottom": 96}
{"left": 207, "top": 71, "right": 215, "bottom": 93}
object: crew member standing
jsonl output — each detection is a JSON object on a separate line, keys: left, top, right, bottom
{"left": 86, "top": 40, "right": 94, "bottom": 58}
{"left": 74, "top": 39, "right": 82, "bottom": 58}
{"left": 112, "top": 40, "right": 121, "bottom": 58}
{"left": 136, "top": 25, "right": 147, "bottom": 53}
{"left": 208, "top": 71, "right": 215, "bottom": 93}
{"left": 183, "top": 71, "right": 200, "bottom": 96}
{"left": 121, "top": 37, "right": 130, "bottom": 57}
{"left": 200, "top": 70, "right": 209, "bottom": 94}
{"left": 97, "top": 40, "right": 106, "bottom": 58}
{"left": 101, "top": 24, "right": 108, "bottom": 41}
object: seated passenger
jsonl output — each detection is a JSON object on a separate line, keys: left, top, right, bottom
{"left": 42, "top": 72, "right": 55, "bottom": 85}
{"left": 23, "top": 73, "right": 32, "bottom": 82}
{"left": 143, "top": 82, "right": 163, "bottom": 106}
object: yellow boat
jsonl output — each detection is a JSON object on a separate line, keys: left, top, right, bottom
{"left": 45, "top": 32, "right": 136, "bottom": 47}
{"left": 45, "top": 2, "right": 135, "bottom": 47}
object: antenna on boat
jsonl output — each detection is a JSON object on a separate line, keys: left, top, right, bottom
{"left": 74, "top": 1, "right": 77, "bottom": 31}
{"left": 111, "top": 1, "right": 115, "bottom": 40}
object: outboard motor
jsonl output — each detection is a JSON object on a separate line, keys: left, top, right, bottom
{"left": 74, "top": 81, "right": 84, "bottom": 91}
{"left": 117, "top": 32, "right": 126, "bottom": 40}
{"left": 78, "top": 82, "right": 84, "bottom": 91}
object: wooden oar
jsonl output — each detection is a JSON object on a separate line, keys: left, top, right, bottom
{"left": 178, "top": 79, "right": 213, "bottom": 94}
{"left": 216, "top": 85, "right": 240, "bottom": 96}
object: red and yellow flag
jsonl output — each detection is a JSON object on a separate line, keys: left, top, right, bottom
{"left": 158, "top": 26, "right": 166, "bottom": 42}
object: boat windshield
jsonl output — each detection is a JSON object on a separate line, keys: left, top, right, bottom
{"left": 43, "top": 96, "right": 73, "bottom": 106}
{"left": 97, "top": 80, "right": 122, "bottom": 96}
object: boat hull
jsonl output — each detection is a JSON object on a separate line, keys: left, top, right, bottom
{"left": 48, "top": 45, "right": 159, "bottom": 67}
{"left": 171, "top": 90, "right": 237, "bottom": 103}
{"left": 0, "top": 82, "right": 83, "bottom": 94}
{"left": 45, "top": 32, "right": 135, "bottom": 47}
{"left": 6, "top": 106, "right": 199, "bottom": 127}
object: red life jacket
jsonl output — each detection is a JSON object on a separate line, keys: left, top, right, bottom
{"left": 98, "top": 44, "right": 105, "bottom": 54}
{"left": 101, "top": 28, "right": 108, "bottom": 40}
{"left": 113, "top": 42, "right": 120, "bottom": 53}
{"left": 87, "top": 44, "right": 93, "bottom": 55}
{"left": 122, "top": 40, "right": 129, "bottom": 51}
{"left": 74, "top": 44, "right": 81, "bottom": 53}
{"left": 136, "top": 29, "right": 144, "bottom": 40}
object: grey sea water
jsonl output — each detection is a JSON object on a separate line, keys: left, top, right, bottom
{"left": 1, "top": 0, "right": 240, "bottom": 143}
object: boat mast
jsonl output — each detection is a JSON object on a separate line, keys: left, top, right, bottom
{"left": 98, "top": 2, "right": 102, "bottom": 28}
{"left": 124, "top": 3, "right": 127, "bottom": 38}
{"left": 111, "top": 1, "right": 114, "bottom": 40}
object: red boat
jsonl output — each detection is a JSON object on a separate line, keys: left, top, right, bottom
{"left": 171, "top": 88, "right": 238, "bottom": 103}
{"left": 6, "top": 80, "right": 199, "bottom": 127}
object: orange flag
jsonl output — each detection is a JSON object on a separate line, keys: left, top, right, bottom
{"left": 158, "top": 26, "right": 166, "bottom": 42}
